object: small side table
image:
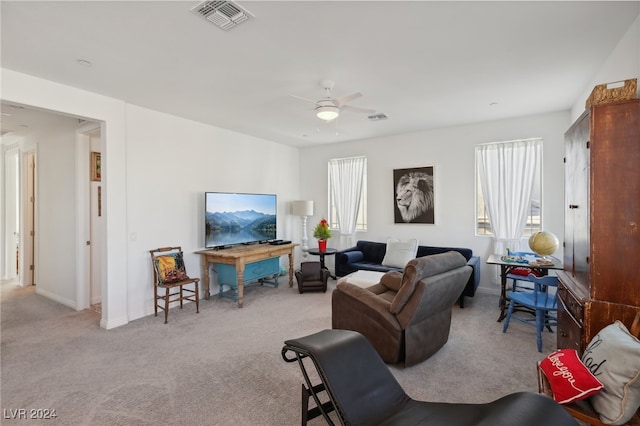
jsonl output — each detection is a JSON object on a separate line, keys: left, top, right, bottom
{"left": 307, "top": 248, "right": 337, "bottom": 279}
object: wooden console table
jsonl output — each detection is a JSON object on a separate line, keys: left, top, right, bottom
{"left": 195, "top": 243, "right": 297, "bottom": 308}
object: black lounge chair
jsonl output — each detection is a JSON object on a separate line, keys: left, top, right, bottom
{"left": 282, "top": 329, "right": 578, "bottom": 426}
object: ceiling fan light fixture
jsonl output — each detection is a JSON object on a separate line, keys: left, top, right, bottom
{"left": 316, "top": 105, "right": 339, "bottom": 121}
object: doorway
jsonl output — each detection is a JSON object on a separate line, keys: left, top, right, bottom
{"left": 1, "top": 103, "right": 104, "bottom": 317}
{"left": 1, "top": 141, "right": 36, "bottom": 287}
{"left": 75, "top": 122, "right": 103, "bottom": 312}
{"left": 2, "top": 144, "right": 21, "bottom": 282}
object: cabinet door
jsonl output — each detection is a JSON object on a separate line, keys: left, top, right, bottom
{"left": 564, "top": 113, "right": 590, "bottom": 287}
{"left": 589, "top": 101, "right": 640, "bottom": 305}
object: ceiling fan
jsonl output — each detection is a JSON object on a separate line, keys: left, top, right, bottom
{"left": 290, "top": 80, "right": 376, "bottom": 121}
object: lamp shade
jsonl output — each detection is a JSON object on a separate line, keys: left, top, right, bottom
{"left": 292, "top": 200, "right": 314, "bottom": 216}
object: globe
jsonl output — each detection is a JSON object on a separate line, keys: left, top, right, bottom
{"left": 528, "top": 231, "right": 559, "bottom": 257}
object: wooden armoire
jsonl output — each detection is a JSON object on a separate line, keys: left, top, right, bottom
{"left": 557, "top": 99, "right": 640, "bottom": 353}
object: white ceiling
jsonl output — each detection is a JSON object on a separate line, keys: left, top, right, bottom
{"left": 1, "top": 1, "right": 639, "bottom": 147}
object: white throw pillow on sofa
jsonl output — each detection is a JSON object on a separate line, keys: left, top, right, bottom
{"left": 381, "top": 238, "right": 418, "bottom": 269}
{"left": 582, "top": 320, "right": 640, "bottom": 425}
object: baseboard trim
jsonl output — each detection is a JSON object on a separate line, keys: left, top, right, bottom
{"left": 35, "top": 287, "right": 76, "bottom": 309}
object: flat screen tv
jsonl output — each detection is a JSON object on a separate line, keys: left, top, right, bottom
{"left": 205, "top": 192, "right": 277, "bottom": 248}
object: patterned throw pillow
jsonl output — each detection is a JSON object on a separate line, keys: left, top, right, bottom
{"left": 582, "top": 321, "right": 640, "bottom": 425}
{"left": 153, "top": 252, "right": 188, "bottom": 284}
{"left": 539, "top": 349, "right": 603, "bottom": 404}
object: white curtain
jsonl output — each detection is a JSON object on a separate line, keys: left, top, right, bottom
{"left": 329, "top": 156, "right": 365, "bottom": 244}
{"left": 477, "top": 139, "right": 542, "bottom": 254}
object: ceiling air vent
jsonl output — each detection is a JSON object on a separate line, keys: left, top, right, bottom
{"left": 368, "top": 113, "right": 388, "bottom": 121}
{"left": 191, "top": 1, "right": 254, "bottom": 31}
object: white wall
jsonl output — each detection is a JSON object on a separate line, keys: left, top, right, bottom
{"left": 298, "top": 111, "right": 569, "bottom": 293}
{"left": 571, "top": 15, "right": 640, "bottom": 120}
{"left": 124, "top": 104, "right": 300, "bottom": 320}
{"left": 1, "top": 69, "right": 301, "bottom": 328}
{"left": 25, "top": 116, "right": 80, "bottom": 306}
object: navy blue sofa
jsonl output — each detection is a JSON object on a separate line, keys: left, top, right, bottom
{"left": 335, "top": 240, "right": 481, "bottom": 307}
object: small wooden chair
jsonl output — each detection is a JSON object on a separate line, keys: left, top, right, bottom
{"left": 537, "top": 312, "right": 640, "bottom": 426}
{"left": 150, "top": 247, "right": 200, "bottom": 323}
{"left": 503, "top": 274, "right": 559, "bottom": 352}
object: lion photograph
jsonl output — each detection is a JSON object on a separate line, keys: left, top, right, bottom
{"left": 393, "top": 166, "right": 434, "bottom": 224}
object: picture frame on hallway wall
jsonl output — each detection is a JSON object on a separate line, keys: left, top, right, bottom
{"left": 393, "top": 166, "right": 434, "bottom": 224}
{"left": 91, "top": 152, "right": 101, "bottom": 181}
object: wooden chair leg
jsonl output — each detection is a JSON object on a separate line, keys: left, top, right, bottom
{"left": 164, "top": 287, "right": 170, "bottom": 324}
{"left": 180, "top": 286, "right": 184, "bottom": 309}
{"left": 154, "top": 287, "right": 158, "bottom": 317}
{"left": 535, "top": 309, "right": 544, "bottom": 352}
{"left": 195, "top": 282, "right": 200, "bottom": 314}
{"left": 503, "top": 301, "right": 515, "bottom": 332}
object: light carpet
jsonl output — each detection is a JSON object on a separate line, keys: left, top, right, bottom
{"left": 0, "top": 278, "right": 556, "bottom": 425}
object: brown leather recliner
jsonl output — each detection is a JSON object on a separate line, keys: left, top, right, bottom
{"left": 332, "top": 251, "right": 471, "bottom": 366}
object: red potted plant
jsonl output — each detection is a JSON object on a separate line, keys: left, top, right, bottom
{"left": 313, "top": 218, "right": 332, "bottom": 252}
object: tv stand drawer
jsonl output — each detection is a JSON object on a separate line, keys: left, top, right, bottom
{"left": 216, "top": 257, "right": 280, "bottom": 286}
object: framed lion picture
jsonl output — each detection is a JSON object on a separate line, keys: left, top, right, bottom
{"left": 393, "top": 166, "right": 434, "bottom": 224}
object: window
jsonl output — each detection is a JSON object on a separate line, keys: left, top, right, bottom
{"left": 328, "top": 156, "right": 367, "bottom": 232}
{"left": 476, "top": 138, "right": 542, "bottom": 237}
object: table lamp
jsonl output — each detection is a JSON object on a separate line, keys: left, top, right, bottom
{"left": 292, "top": 200, "right": 314, "bottom": 257}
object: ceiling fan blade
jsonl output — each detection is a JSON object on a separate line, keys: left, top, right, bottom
{"left": 289, "top": 94, "right": 319, "bottom": 105}
{"left": 341, "top": 104, "right": 376, "bottom": 115}
{"left": 334, "top": 92, "right": 362, "bottom": 107}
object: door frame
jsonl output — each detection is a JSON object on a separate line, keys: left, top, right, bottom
{"left": 21, "top": 149, "right": 36, "bottom": 287}
{"left": 75, "top": 122, "right": 101, "bottom": 310}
